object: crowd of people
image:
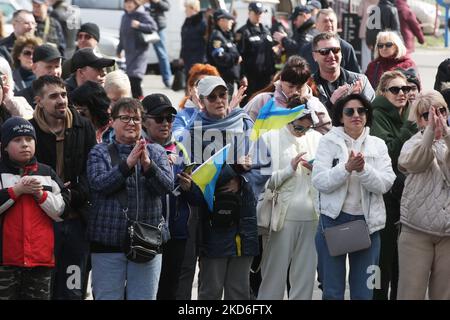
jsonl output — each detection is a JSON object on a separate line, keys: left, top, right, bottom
{"left": 0, "top": 0, "right": 449, "bottom": 301}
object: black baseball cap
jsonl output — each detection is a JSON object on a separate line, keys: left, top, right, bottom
{"left": 290, "top": 5, "right": 311, "bottom": 20}
{"left": 71, "top": 48, "right": 115, "bottom": 73}
{"left": 248, "top": 2, "right": 266, "bottom": 14}
{"left": 142, "top": 94, "right": 177, "bottom": 116}
{"left": 213, "top": 9, "right": 235, "bottom": 21}
{"left": 33, "top": 44, "right": 62, "bottom": 63}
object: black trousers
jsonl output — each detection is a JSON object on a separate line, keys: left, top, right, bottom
{"left": 373, "top": 192, "right": 400, "bottom": 300}
{"left": 157, "top": 238, "right": 188, "bottom": 300}
{"left": 129, "top": 76, "right": 143, "bottom": 99}
{"left": 51, "top": 219, "right": 90, "bottom": 300}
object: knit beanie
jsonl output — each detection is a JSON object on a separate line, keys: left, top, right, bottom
{"left": 78, "top": 23, "right": 100, "bottom": 42}
{"left": 1, "top": 117, "right": 36, "bottom": 148}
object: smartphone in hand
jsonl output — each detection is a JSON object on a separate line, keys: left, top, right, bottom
{"left": 182, "top": 163, "right": 197, "bottom": 175}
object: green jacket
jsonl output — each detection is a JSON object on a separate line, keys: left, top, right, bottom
{"left": 370, "top": 95, "right": 417, "bottom": 174}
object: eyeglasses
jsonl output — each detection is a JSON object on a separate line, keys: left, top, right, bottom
{"left": 145, "top": 114, "right": 175, "bottom": 124}
{"left": 386, "top": 86, "right": 412, "bottom": 95}
{"left": 204, "top": 91, "right": 227, "bottom": 103}
{"left": 291, "top": 123, "right": 312, "bottom": 133}
{"left": 343, "top": 107, "right": 368, "bottom": 117}
{"left": 21, "top": 50, "right": 33, "bottom": 57}
{"left": 421, "top": 107, "right": 448, "bottom": 121}
{"left": 377, "top": 42, "right": 394, "bottom": 49}
{"left": 313, "top": 47, "right": 341, "bottom": 56}
{"left": 114, "top": 115, "right": 141, "bottom": 124}
{"left": 77, "top": 33, "right": 93, "bottom": 40}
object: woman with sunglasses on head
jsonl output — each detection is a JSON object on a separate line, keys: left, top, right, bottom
{"left": 257, "top": 95, "right": 323, "bottom": 300}
{"left": 141, "top": 93, "right": 197, "bottom": 300}
{"left": 396, "top": 91, "right": 450, "bottom": 300}
{"left": 11, "top": 35, "right": 42, "bottom": 94}
{"left": 365, "top": 31, "right": 416, "bottom": 89}
{"left": 370, "top": 70, "right": 418, "bottom": 300}
{"left": 312, "top": 93, "right": 395, "bottom": 300}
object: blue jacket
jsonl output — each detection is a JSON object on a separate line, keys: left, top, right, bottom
{"left": 87, "top": 141, "right": 173, "bottom": 248}
{"left": 187, "top": 109, "right": 259, "bottom": 258}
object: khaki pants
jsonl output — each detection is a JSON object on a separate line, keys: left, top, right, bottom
{"left": 397, "top": 225, "right": 450, "bottom": 300}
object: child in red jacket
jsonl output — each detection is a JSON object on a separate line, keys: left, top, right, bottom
{"left": 0, "top": 117, "right": 68, "bottom": 300}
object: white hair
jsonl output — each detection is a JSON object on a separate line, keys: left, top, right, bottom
{"left": 184, "top": 0, "right": 200, "bottom": 11}
{"left": 104, "top": 70, "right": 132, "bottom": 97}
{"left": 374, "top": 31, "right": 407, "bottom": 59}
{"left": 0, "top": 56, "right": 14, "bottom": 97}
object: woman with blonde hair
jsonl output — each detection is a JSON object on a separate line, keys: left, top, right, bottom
{"left": 366, "top": 31, "right": 416, "bottom": 89}
{"left": 397, "top": 90, "right": 450, "bottom": 299}
{"left": 371, "top": 70, "right": 418, "bottom": 300}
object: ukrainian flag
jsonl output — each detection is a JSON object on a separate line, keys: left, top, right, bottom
{"left": 250, "top": 98, "right": 306, "bottom": 141}
{"left": 192, "top": 144, "right": 230, "bottom": 212}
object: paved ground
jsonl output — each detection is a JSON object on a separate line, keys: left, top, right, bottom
{"left": 136, "top": 47, "right": 449, "bottom": 300}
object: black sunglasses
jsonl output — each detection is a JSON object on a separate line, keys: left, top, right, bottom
{"left": 146, "top": 114, "right": 175, "bottom": 124}
{"left": 313, "top": 47, "right": 341, "bottom": 56}
{"left": 291, "top": 123, "right": 312, "bottom": 133}
{"left": 21, "top": 50, "right": 33, "bottom": 56}
{"left": 343, "top": 107, "right": 368, "bottom": 117}
{"left": 204, "top": 91, "right": 227, "bottom": 103}
{"left": 386, "top": 86, "right": 412, "bottom": 95}
{"left": 377, "top": 42, "right": 394, "bottom": 49}
{"left": 421, "top": 107, "right": 448, "bottom": 121}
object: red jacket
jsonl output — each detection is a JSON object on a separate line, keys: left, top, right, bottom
{"left": 0, "top": 160, "right": 67, "bottom": 268}
{"left": 397, "top": 0, "right": 425, "bottom": 54}
{"left": 366, "top": 55, "right": 416, "bottom": 89}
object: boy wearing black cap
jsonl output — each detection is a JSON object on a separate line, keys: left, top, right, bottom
{"left": 16, "top": 43, "right": 62, "bottom": 107}
{"left": 65, "top": 48, "right": 115, "bottom": 95}
{"left": 207, "top": 8, "right": 241, "bottom": 97}
{"left": 0, "top": 117, "right": 68, "bottom": 300}
{"left": 236, "top": 2, "right": 275, "bottom": 105}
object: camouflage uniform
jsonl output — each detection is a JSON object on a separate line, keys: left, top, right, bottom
{"left": 0, "top": 266, "right": 52, "bottom": 300}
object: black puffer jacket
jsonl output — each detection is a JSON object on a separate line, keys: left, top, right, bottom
{"left": 147, "top": 0, "right": 170, "bottom": 30}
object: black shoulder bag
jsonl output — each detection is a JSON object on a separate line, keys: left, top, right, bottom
{"left": 108, "top": 144, "right": 162, "bottom": 263}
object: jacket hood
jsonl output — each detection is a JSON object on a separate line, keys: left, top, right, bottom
{"left": 329, "top": 126, "right": 370, "bottom": 150}
{"left": 372, "top": 95, "right": 406, "bottom": 125}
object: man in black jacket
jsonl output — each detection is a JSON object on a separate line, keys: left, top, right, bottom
{"left": 30, "top": 75, "right": 96, "bottom": 300}
{"left": 147, "top": 0, "right": 172, "bottom": 88}
{"left": 366, "top": 0, "right": 400, "bottom": 50}
{"left": 300, "top": 8, "right": 361, "bottom": 74}
{"left": 273, "top": 5, "right": 318, "bottom": 58}
{"left": 236, "top": 2, "right": 275, "bottom": 104}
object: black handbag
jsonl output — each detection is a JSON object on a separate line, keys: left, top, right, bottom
{"left": 108, "top": 144, "right": 162, "bottom": 263}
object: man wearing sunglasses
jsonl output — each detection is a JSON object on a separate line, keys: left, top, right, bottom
{"left": 62, "top": 23, "right": 117, "bottom": 80}
{"left": 299, "top": 8, "right": 361, "bottom": 74}
{"left": 312, "top": 32, "right": 375, "bottom": 115}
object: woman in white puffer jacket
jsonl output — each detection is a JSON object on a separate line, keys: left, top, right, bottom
{"left": 397, "top": 90, "right": 450, "bottom": 300}
{"left": 312, "top": 94, "right": 395, "bottom": 300}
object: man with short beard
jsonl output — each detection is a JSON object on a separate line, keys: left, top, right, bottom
{"left": 29, "top": 75, "right": 96, "bottom": 300}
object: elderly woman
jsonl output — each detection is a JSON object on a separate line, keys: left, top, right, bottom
{"left": 312, "top": 94, "right": 395, "bottom": 300}
{"left": 366, "top": 31, "right": 416, "bottom": 89}
{"left": 257, "top": 96, "right": 323, "bottom": 300}
{"left": 87, "top": 98, "right": 173, "bottom": 300}
{"left": 188, "top": 75, "right": 259, "bottom": 300}
{"left": 397, "top": 91, "right": 450, "bottom": 300}
{"left": 11, "top": 35, "right": 42, "bottom": 93}
{"left": 104, "top": 70, "right": 132, "bottom": 106}
{"left": 371, "top": 70, "right": 418, "bottom": 300}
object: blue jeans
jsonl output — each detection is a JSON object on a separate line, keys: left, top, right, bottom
{"left": 152, "top": 29, "right": 172, "bottom": 85}
{"left": 91, "top": 253, "right": 162, "bottom": 300}
{"left": 315, "top": 212, "right": 381, "bottom": 300}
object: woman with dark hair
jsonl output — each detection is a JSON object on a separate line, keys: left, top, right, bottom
{"left": 71, "top": 81, "right": 112, "bottom": 143}
{"left": 244, "top": 55, "right": 331, "bottom": 134}
{"left": 312, "top": 93, "right": 395, "bottom": 300}
{"left": 11, "top": 35, "right": 43, "bottom": 93}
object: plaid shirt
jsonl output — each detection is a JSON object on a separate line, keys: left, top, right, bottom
{"left": 87, "top": 141, "right": 173, "bottom": 247}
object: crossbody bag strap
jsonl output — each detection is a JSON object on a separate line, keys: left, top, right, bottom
{"left": 107, "top": 143, "right": 129, "bottom": 215}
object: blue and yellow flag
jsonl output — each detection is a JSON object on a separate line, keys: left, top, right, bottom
{"left": 192, "top": 144, "right": 230, "bottom": 211}
{"left": 250, "top": 98, "right": 306, "bottom": 141}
